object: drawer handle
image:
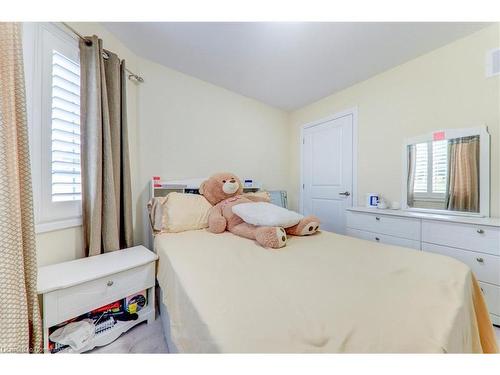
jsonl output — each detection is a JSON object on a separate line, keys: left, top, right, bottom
{"left": 476, "top": 257, "right": 484, "bottom": 263}
{"left": 375, "top": 217, "right": 380, "bottom": 221}
{"left": 107, "top": 280, "right": 114, "bottom": 287}
{"left": 375, "top": 237, "right": 380, "bottom": 241}
{"left": 477, "top": 229, "right": 484, "bottom": 234}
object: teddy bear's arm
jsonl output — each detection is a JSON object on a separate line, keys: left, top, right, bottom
{"left": 243, "top": 191, "right": 271, "bottom": 203}
{"left": 207, "top": 204, "right": 227, "bottom": 234}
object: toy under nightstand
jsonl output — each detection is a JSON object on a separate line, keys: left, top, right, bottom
{"left": 37, "top": 245, "right": 158, "bottom": 353}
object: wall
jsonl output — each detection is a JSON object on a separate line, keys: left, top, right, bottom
{"left": 35, "top": 22, "right": 141, "bottom": 266}
{"left": 135, "top": 57, "right": 290, "bottom": 247}
{"left": 288, "top": 24, "right": 500, "bottom": 217}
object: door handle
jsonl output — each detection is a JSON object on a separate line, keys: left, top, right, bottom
{"left": 339, "top": 191, "right": 351, "bottom": 197}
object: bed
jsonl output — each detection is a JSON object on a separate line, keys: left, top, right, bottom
{"left": 155, "top": 228, "right": 498, "bottom": 353}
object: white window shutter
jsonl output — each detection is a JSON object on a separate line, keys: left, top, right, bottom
{"left": 51, "top": 50, "right": 81, "bottom": 202}
{"left": 431, "top": 140, "right": 448, "bottom": 194}
{"left": 414, "top": 142, "right": 428, "bottom": 193}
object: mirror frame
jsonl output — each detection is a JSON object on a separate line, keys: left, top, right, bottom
{"left": 402, "top": 126, "right": 490, "bottom": 217}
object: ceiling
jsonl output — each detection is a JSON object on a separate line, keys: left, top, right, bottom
{"left": 102, "top": 22, "right": 488, "bottom": 110}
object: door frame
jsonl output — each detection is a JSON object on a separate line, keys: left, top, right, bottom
{"left": 299, "top": 107, "right": 358, "bottom": 215}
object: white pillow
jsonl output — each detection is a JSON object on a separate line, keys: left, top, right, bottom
{"left": 232, "top": 202, "right": 303, "bottom": 228}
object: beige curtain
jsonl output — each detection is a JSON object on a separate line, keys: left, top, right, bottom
{"left": 446, "top": 136, "right": 480, "bottom": 212}
{"left": 0, "top": 23, "right": 42, "bottom": 353}
{"left": 406, "top": 144, "right": 416, "bottom": 207}
{"left": 80, "top": 36, "right": 133, "bottom": 257}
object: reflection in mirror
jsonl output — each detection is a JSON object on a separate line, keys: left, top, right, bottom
{"left": 407, "top": 135, "right": 480, "bottom": 213}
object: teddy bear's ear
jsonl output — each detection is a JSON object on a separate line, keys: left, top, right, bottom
{"left": 199, "top": 181, "right": 206, "bottom": 195}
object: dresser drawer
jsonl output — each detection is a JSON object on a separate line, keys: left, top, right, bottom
{"left": 346, "top": 211, "right": 421, "bottom": 241}
{"left": 422, "top": 243, "right": 500, "bottom": 285}
{"left": 422, "top": 220, "right": 500, "bottom": 256}
{"left": 347, "top": 228, "right": 421, "bottom": 250}
{"left": 346, "top": 211, "right": 421, "bottom": 240}
{"left": 479, "top": 282, "right": 500, "bottom": 317}
{"left": 44, "top": 263, "right": 155, "bottom": 326}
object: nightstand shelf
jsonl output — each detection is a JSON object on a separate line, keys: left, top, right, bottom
{"left": 54, "top": 305, "right": 154, "bottom": 353}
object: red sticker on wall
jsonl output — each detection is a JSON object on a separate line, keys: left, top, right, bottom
{"left": 433, "top": 131, "right": 445, "bottom": 141}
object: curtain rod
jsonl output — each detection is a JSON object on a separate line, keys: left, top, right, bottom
{"left": 62, "top": 22, "right": 144, "bottom": 83}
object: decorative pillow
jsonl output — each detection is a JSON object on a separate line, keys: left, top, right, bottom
{"left": 232, "top": 202, "right": 304, "bottom": 228}
{"left": 148, "top": 192, "right": 212, "bottom": 233}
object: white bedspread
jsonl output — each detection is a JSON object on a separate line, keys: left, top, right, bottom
{"left": 155, "top": 229, "right": 497, "bottom": 353}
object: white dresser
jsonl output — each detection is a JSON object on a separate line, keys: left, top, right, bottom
{"left": 346, "top": 207, "right": 500, "bottom": 325}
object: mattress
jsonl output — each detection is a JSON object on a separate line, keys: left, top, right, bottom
{"left": 155, "top": 229, "right": 498, "bottom": 353}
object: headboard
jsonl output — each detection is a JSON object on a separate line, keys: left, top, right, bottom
{"left": 150, "top": 177, "right": 262, "bottom": 199}
{"left": 150, "top": 176, "right": 288, "bottom": 208}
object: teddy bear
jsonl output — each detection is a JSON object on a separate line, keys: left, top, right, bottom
{"left": 199, "top": 172, "right": 320, "bottom": 249}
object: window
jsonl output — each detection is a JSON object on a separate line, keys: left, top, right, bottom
{"left": 413, "top": 140, "right": 448, "bottom": 198}
{"left": 23, "top": 23, "right": 82, "bottom": 232}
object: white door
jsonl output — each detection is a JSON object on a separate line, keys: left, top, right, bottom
{"left": 301, "top": 113, "right": 354, "bottom": 234}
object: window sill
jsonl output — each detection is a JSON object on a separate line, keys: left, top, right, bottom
{"left": 35, "top": 217, "right": 82, "bottom": 234}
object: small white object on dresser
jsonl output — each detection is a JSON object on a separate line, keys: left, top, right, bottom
{"left": 346, "top": 207, "right": 500, "bottom": 326}
{"left": 37, "top": 245, "right": 158, "bottom": 353}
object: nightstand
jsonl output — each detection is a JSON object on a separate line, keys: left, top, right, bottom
{"left": 37, "top": 245, "right": 158, "bottom": 353}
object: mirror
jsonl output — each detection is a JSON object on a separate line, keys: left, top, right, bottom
{"left": 403, "top": 127, "right": 490, "bottom": 216}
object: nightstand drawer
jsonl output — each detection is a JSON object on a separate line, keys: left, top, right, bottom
{"left": 346, "top": 211, "right": 421, "bottom": 240}
{"left": 44, "top": 263, "right": 155, "bottom": 327}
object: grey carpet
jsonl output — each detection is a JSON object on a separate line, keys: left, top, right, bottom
{"left": 87, "top": 317, "right": 169, "bottom": 354}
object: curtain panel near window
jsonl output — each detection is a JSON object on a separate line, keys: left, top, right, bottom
{"left": 406, "top": 144, "right": 416, "bottom": 207}
{"left": 0, "top": 22, "right": 43, "bottom": 353}
{"left": 80, "top": 35, "right": 133, "bottom": 256}
{"left": 446, "top": 135, "right": 480, "bottom": 213}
